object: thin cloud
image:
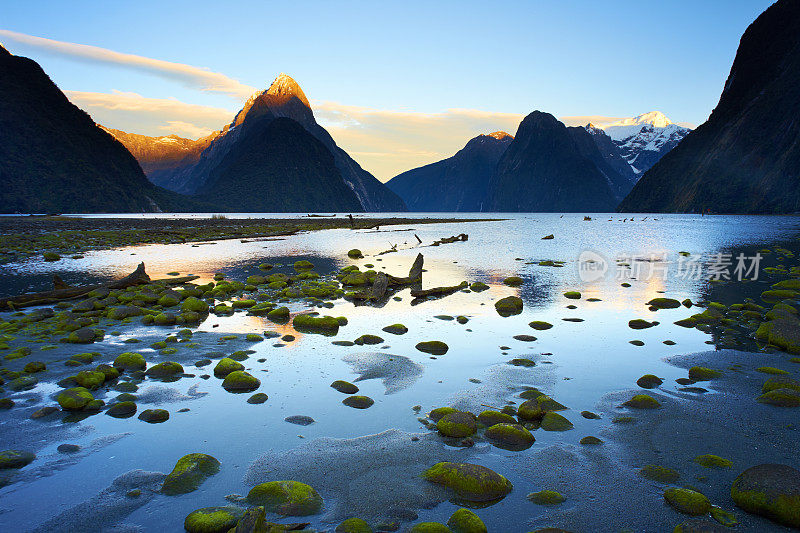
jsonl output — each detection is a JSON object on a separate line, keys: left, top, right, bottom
{"left": 0, "top": 29, "right": 257, "bottom": 99}
{"left": 66, "top": 90, "right": 232, "bottom": 139}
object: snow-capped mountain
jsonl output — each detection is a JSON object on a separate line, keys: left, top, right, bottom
{"left": 597, "top": 111, "right": 691, "bottom": 176}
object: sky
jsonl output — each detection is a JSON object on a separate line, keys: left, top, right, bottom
{"left": 0, "top": 0, "right": 775, "bottom": 181}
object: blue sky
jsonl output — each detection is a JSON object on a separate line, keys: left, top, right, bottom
{"left": 0, "top": 0, "right": 774, "bottom": 179}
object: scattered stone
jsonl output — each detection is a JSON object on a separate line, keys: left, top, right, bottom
{"left": 688, "top": 366, "right": 721, "bottom": 381}
{"left": 246, "top": 480, "right": 323, "bottom": 516}
{"left": 623, "top": 394, "right": 661, "bottom": 409}
{"left": 56, "top": 387, "right": 94, "bottom": 410}
{"left": 527, "top": 490, "right": 565, "bottom": 505}
{"left": 579, "top": 436, "right": 603, "bottom": 446}
{"left": 331, "top": 380, "right": 359, "bottom": 394}
{"left": 138, "top": 409, "right": 169, "bottom": 423}
{"left": 107, "top": 401, "right": 137, "bottom": 418}
{"left": 184, "top": 506, "right": 244, "bottom": 533}
{"left": 664, "top": 487, "right": 712, "bottom": 516}
{"left": 484, "top": 423, "right": 534, "bottom": 448}
{"left": 222, "top": 371, "right": 261, "bottom": 392}
{"left": 437, "top": 411, "right": 477, "bottom": 438}
{"left": 416, "top": 341, "right": 448, "bottom": 355}
{"left": 529, "top": 321, "right": 553, "bottom": 330}
{"left": 512, "top": 334, "right": 537, "bottom": 342}
{"left": 694, "top": 454, "right": 732, "bottom": 469}
{"left": 495, "top": 296, "right": 523, "bottom": 317}
{"left": 730, "top": 463, "right": 800, "bottom": 527}
{"left": 422, "top": 462, "right": 512, "bottom": 502}
{"left": 162, "top": 453, "right": 221, "bottom": 495}
{"left": 447, "top": 508, "right": 486, "bottom": 533}
{"left": 57, "top": 444, "right": 80, "bottom": 454}
{"left": 285, "top": 415, "right": 315, "bottom": 426}
{"left": 343, "top": 396, "right": 374, "bottom": 409}
{"left": 639, "top": 465, "right": 680, "bottom": 483}
{"left": 539, "top": 412, "right": 573, "bottom": 431}
{"left": 0, "top": 450, "right": 35, "bottom": 469}
{"left": 636, "top": 374, "right": 663, "bottom": 389}
{"left": 354, "top": 335, "right": 385, "bottom": 345}
{"left": 629, "top": 319, "right": 657, "bottom": 329}
{"left": 247, "top": 393, "right": 269, "bottom": 404}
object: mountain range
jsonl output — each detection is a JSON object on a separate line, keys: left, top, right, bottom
{"left": 619, "top": 0, "right": 800, "bottom": 214}
{"left": 387, "top": 110, "right": 684, "bottom": 212}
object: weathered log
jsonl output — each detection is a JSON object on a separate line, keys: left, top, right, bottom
{"left": 370, "top": 272, "right": 389, "bottom": 300}
{"left": 431, "top": 234, "right": 468, "bottom": 246}
{"left": 348, "top": 254, "right": 424, "bottom": 301}
{"left": 410, "top": 281, "right": 468, "bottom": 298}
{"left": 386, "top": 253, "right": 424, "bottom": 286}
{"left": 0, "top": 262, "right": 152, "bottom": 309}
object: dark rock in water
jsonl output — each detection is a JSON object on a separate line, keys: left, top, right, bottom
{"left": 731, "top": 463, "right": 800, "bottom": 527}
{"left": 342, "top": 395, "right": 375, "bottom": 409}
{"left": 513, "top": 334, "right": 537, "bottom": 342}
{"left": 31, "top": 406, "right": 60, "bottom": 419}
{"left": 107, "top": 401, "right": 137, "bottom": 419}
{"left": 247, "top": 393, "right": 269, "bottom": 404}
{"left": 386, "top": 131, "right": 512, "bottom": 212}
{"left": 672, "top": 518, "right": 728, "bottom": 533}
{"left": 138, "top": 409, "right": 169, "bottom": 423}
{"left": 436, "top": 411, "right": 477, "bottom": 438}
{"left": 415, "top": 341, "right": 449, "bottom": 355}
{"left": 331, "top": 380, "right": 359, "bottom": 394}
{"left": 285, "top": 415, "right": 315, "bottom": 426}
{"left": 618, "top": 0, "right": 800, "bottom": 214}
{"left": 494, "top": 296, "right": 523, "bottom": 317}
{"left": 56, "top": 444, "right": 80, "bottom": 454}
{"left": 636, "top": 374, "right": 663, "bottom": 389}
{"left": 0, "top": 450, "right": 35, "bottom": 469}
{"left": 354, "top": 334, "right": 384, "bottom": 346}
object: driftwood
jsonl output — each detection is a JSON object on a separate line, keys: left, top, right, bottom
{"left": 431, "top": 234, "right": 468, "bottom": 246}
{"left": 0, "top": 262, "right": 198, "bottom": 309}
{"left": 410, "top": 281, "right": 468, "bottom": 298}
{"left": 349, "top": 254, "right": 424, "bottom": 302}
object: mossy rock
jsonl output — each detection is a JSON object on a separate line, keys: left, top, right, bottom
{"left": 232, "top": 299, "right": 257, "bottom": 309}
{"left": 527, "top": 490, "right": 565, "bottom": 505}
{"left": 0, "top": 450, "right": 35, "bottom": 469}
{"left": 495, "top": 296, "right": 523, "bottom": 317}
{"left": 539, "top": 412, "right": 573, "bottom": 431}
{"left": 161, "top": 453, "right": 220, "bottom": 495}
{"left": 106, "top": 401, "right": 137, "bottom": 418}
{"left": 469, "top": 282, "right": 489, "bottom": 292}
{"left": 757, "top": 388, "right": 800, "bottom": 407}
{"left": 342, "top": 395, "right": 374, "bottom": 409}
{"left": 56, "top": 387, "right": 94, "bottom": 410}
{"left": 477, "top": 410, "right": 516, "bottom": 427}
{"left": 8, "top": 375, "right": 38, "bottom": 391}
{"left": 293, "top": 260, "right": 314, "bottom": 271}
{"left": 409, "top": 524, "right": 451, "bottom": 533}
{"left": 508, "top": 358, "right": 536, "bottom": 367}
{"left": 23, "top": 361, "right": 46, "bottom": 373}
{"left": 336, "top": 517, "right": 373, "bottom": 533}
{"left": 246, "top": 480, "right": 323, "bottom": 516}
{"left": 447, "top": 508, "right": 486, "bottom": 533}
{"left": 184, "top": 506, "right": 244, "bottom": 533}
{"left": 647, "top": 297, "right": 682, "bottom": 309}
{"left": 353, "top": 334, "right": 384, "bottom": 346}
{"left": 95, "top": 364, "right": 119, "bottom": 381}
{"left": 762, "top": 376, "right": 800, "bottom": 394}
{"left": 138, "top": 409, "right": 169, "bottom": 423}
{"left": 293, "top": 314, "right": 340, "bottom": 335}
{"left": 347, "top": 249, "right": 364, "bottom": 259}
{"left": 629, "top": 319, "right": 657, "bottom": 329}
{"left": 664, "top": 487, "right": 712, "bottom": 516}
{"left": 267, "top": 307, "right": 291, "bottom": 323}
{"left": 145, "top": 361, "right": 183, "bottom": 379}
{"left": 331, "top": 380, "right": 359, "bottom": 394}
{"left": 517, "top": 395, "right": 567, "bottom": 421}
{"left": 382, "top": 324, "right": 408, "bottom": 335}
{"left": 639, "top": 464, "right": 680, "bottom": 483}
{"left": 623, "top": 394, "right": 661, "bottom": 409}
{"left": 113, "top": 352, "right": 146, "bottom": 371}
{"left": 247, "top": 393, "right": 269, "bottom": 404}
{"left": 688, "top": 366, "right": 721, "bottom": 381}
{"left": 222, "top": 371, "right": 260, "bottom": 393}
{"left": 484, "top": 423, "right": 534, "bottom": 449}
{"left": 709, "top": 507, "right": 739, "bottom": 527}
{"left": 563, "top": 291, "right": 581, "bottom": 300}
{"left": 756, "top": 366, "right": 789, "bottom": 375}
{"left": 429, "top": 407, "right": 458, "bottom": 422}
{"left": 579, "top": 436, "right": 603, "bottom": 446}
{"left": 730, "top": 464, "right": 800, "bottom": 528}
{"left": 529, "top": 321, "right": 553, "bottom": 330}
{"left": 503, "top": 276, "right": 524, "bottom": 287}
{"left": 437, "top": 411, "right": 477, "bottom": 438}
{"left": 637, "top": 374, "right": 663, "bottom": 389}
{"left": 422, "top": 462, "right": 513, "bottom": 502}
{"left": 694, "top": 454, "right": 732, "bottom": 469}
{"left": 245, "top": 334, "right": 264, "bottom": 342}
{"left": 213, "top": 358, "right": 244, "bottom": 378}
{"left": 416, "top": 341, "right": 448, "bottom": 355}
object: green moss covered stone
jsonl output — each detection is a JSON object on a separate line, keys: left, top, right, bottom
{"left": 416, "top": 341, "right": 448, "bottom": 355}
{"left": 113, "top": 352, "right": 146, "bottom": 371}
{"left": 447, "top": 508, "right": 486, "bottom": 533}
{"left": 527, "top": 490, "right": 565, "bottom": 504}
{"left": 213, "top": 358, "right": 244, "bottom": 378}
{"left": 495, "top": 296, "right": 523, "bottom": 317}
{"left": 222, "top": 371, "right": 260, "bottom": 392}
{"left": 623, "top": 394, "right": 661, "bottom": 409}
{"left": 730, "top": 464, "right": 800, "bottom": 528}
{"left": 161, "top": 453, "right": 221, "bottom": 495}
{"left": 422, "top": 462, "right": 512, "bottom": 502}
{"left": 436, "top": 411, "right": 477, "bottom": 438}
{"left": 57, "top": 387, "right": 94, "bottom": 410}
{"left": 336, "top": 517, "right": 373, "bottom": 533}
{"left": 639, "top": 465, "right": 680, "bottom": 483}
{"left": 246, "top": 480, "right": 323, "bottom": 516}
{"left": 184, "top": 506, "right": 244, "bottom": 533}
{"left": 664, "top": 487, "right": 712, "bottom": 515}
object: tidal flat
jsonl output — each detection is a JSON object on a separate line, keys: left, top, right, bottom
{"left": 0, "top": 213, "right": 799, "bottom": 532}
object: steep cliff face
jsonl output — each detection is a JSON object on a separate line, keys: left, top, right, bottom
{"left": 618, "top": 0, "right": 800, "bottom": 213}
{"left": 386, "top": 132, "right": 512, "bottom": 211}
{"left": 0, "top": 45, "right": 190, "bottom": 213}
{"left": 568, "top": 126, "right": 636, "bottom": 202}
{"left": 486, "top": 111, "right": 619, "bottom": 212}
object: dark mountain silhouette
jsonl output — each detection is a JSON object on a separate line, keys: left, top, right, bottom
{"left": 0, "top": 45, "right": 192, "bottom": 213}
{"left": 108, "top": 74, "right": 406, "bottom": 212}
{"left": 618, "top": 0, "right": 800, "bottom": 213}
{"left": 486, "top": 111, "right": 619, "bottom": 212}
{"left": 385, "top": 132, "right": 513, "bottom": 211}
{"left": 567, "top": 126, "right": 637, "bottom": 201}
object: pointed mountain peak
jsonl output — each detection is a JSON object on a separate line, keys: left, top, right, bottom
{"left": 604, "top": 111, "right": 673, "bottom": 129}
{"left": 265, "top": 73, "right": 309, "bottom": 107}
{"left": 488, "top": 131, "right": 512, "bottom": 140}
{"left": 0, "top": 43, "right": 12, "bottom": 58}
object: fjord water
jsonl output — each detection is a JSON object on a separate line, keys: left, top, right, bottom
{"left": 1, "top": 213, "right": 799, "bottom": 532}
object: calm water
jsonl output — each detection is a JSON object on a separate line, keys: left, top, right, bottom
{"left": 1, "top": 213, "right": 799, "bottom": 532}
